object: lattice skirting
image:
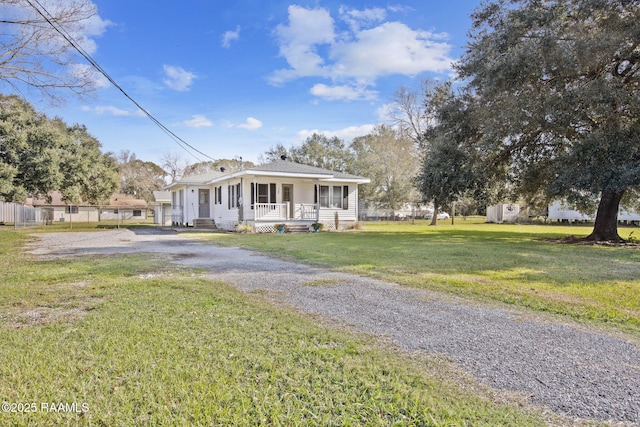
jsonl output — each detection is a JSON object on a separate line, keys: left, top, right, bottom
{"left": 255, "top": 224, "right": 278, "bottom": 233}
{"left": 254, "top": 222, "right": 341, "bottom": 233}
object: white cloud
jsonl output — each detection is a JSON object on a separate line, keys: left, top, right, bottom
{"left": 162, "top": 65, "right": 197, "bottom": 91}
{"left": 222, "top": 26, "right": 241, "bottom": 48}
{"left": 331, "top": 22, "right": 452, "bottom": 79}
{"left": 270, "top": 5, "right": 335, "bottom": 85}
{"left": 376, "top": 102, "right": 396, "bottom": 123}
{"left": 237, "top": 117, "right": 263, "bottom": 130}
{"left": 297, "top": 124, "right": 376, "bottom": 142}
{"left": 82, "top": 105, "right": 144, "bottom": 117}
{"left": 183, "top": 114, "right": 212, "bottom": 128}
{"left": 338, "top": 6, "right": 386, "bottom": 32}
{"left": 310, "top": 83, "right": 377, "bottom": 101}
{"left": 269, "top": 5, "right": 453, "bottom": 100}
{"left": 70, "top": 63, "right": 110, "bottom": 89}
{"left": 73, "top": 10, "right": 113, "bottom": 54}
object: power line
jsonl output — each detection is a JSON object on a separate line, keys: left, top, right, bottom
{"left": 24, "top": 0, "right": 216, "bottom": 163}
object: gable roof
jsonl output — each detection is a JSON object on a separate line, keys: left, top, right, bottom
{"left": 165, "top": 170, "right": 227, "bottom": 190}
{"left": 152, "top": 191, "right": 171, "bottom": 203}
{"left": 211, "top": 160, "right": 370, "bottom": 184}
{"left": 164, "top": 159, "right": 370, "bottom": 189}
{"left": 30, "top": 191, "right": 95, "bottom": 207}
{"left": 108, "top": 194, "right": 149, "bottom": 209}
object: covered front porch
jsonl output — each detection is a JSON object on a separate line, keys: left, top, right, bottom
{"left": 253, "top": 203, "right": 318, "bottom": 221}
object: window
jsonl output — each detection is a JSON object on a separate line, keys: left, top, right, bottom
{"left": 258, "top": 184, "right": 269, "bottom": 203}
{"left": 250, "top": 183, "right": 276, "bottom": 208}
{"left": 318, "top": 185, "right": 348, "bottom": 209}
{"left": 332, "top": 186, "right": 342, "bottom": 209}
{"left": 228, "top": 183, "right": 241, "bottom": 209}
{"left": 133, "top": 210, "right": 142, "bottom": 217}
{"left": 65, "top": 206, "right": 78, "bottom": 214}
{"left": 214, "top": 186, "right": 222, "bottom": 205}
{"left": 319, "top": 185, "right": 330, "bottom": 208}
{"left": 113, "top": 209, "right": 119, "bottom": 215}
{"left": 228, "top": 185, "right": 235, "bottom": 209}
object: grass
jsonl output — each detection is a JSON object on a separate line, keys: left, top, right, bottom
{"left": 197, "top": 219, "right": 640, "bottom": 335}
{"left": 0, "top": 227, "right": 546, "bottom": 426}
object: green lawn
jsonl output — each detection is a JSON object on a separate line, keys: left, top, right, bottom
{"left": 0, "top": 228, "right": 546, "bottom": 426}
{"left": 199, "top": 219, "right": 640, "bottom": 335}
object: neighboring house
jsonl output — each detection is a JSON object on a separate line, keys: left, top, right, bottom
{"left": 486, "top": 203, "right": 520, "bottom": 223}
{"left": 548, "top": 200, "right": 640, "bottom": 223}
{"left": 100, "top": 194, "right": 149, "bottom": 220}
{"left": 166, "top": 158, "right": 370, "bottom": 232}
{"left": 29, "top": 191, "right": 100, "bottom": 223}
{"left": 152, "top": 191, "right": 172, "bottom": 226}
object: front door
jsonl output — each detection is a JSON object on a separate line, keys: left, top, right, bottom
{"left": 282, "top": 184, "right": 293, "bottom": 219}
{"left": 198, "top": 189, "right": 210, "bottom": 218}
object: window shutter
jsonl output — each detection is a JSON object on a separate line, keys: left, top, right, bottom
{"left": 251, "top": 183, "right": 255, "bottom": 209}
{"left": 343, "top": 186, "right": 349, "bottom": 210}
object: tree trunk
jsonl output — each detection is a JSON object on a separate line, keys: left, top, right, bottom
{"left": 585, "top": 190, "right": 624, "bottom": 242}
{"left": 430, "top": 202, "right": 439, "bottom": 226}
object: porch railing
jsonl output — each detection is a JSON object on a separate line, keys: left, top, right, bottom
{"left": 254, "top": 203, "right": 319, "bottom": 221}
{"left": 171, "top": 206, "right": 183, "bottom": 224}
{"left": 255, "top": 203, "right": 289, "bottom": 221}
{"left": 298, "top": 204, "right": 318, "bottom": 220}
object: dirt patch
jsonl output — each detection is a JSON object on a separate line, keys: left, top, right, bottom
{"left": 541, "top": 235, "right": 640, "bottom": 248}
{"left": 5, "top": 297, "right": 103, "bottom": 329}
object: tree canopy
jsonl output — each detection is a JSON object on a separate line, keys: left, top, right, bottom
{"left": 115, "top": 150, "right": 166, "bottom": 202}
{"left": 352, "top": 125, "right": 419, "bottom": 211}
{"left": 0, "top": 94, "right": 118, "bottom": 203}
{"left": 262, "top": 134, "right": 354, "bottom": 173}
{"left": 457, "top": 0, "right": 640, "bottom": 241}
{"left": 416, "top": 87, "right": 485, "bottom": 225}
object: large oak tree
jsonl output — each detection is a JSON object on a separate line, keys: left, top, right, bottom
{"left": 457, "top": 0, "right": 640, "bottom": 241}
{"left": 0, "top": 94, "right": 118, "bottom": 203}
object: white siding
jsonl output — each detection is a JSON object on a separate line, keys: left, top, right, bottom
{"left": 549, "top": 200, "right": 640, "bottom": 222}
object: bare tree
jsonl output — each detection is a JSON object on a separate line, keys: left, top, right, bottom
{"left": 389, "top": 80, "right": 439, "bottom": 150}
{"left": 161, "top": 152, "right": 189, "bottom": 183}
{"left": 0, "top": 0, "right": 108, "bottom": 103}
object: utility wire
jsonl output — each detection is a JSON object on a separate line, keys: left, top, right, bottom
{"left": 24, "top": 0, "right": 216, "bottom": 163}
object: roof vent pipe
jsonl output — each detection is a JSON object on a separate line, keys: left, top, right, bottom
{"left": 220, "top": 167, "right": 226, "bottom": 172}
{"left": 280, "top": 155, "right": 287, "bottom": 161}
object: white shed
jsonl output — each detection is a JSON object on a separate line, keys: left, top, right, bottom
{"left": 486, "top": 203, "right": 520, "bottom": 223}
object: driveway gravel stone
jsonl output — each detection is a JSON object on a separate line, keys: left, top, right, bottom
{"left": 26, "top": 228, "right": 640, "bottom": 425}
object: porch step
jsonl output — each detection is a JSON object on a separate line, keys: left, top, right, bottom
{"left": 285, "top": 224, "right": 310, "bottom": 234}
{"left": 192, "top": 218, "right": 217, "bottom": 229}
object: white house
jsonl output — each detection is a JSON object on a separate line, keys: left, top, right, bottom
{"left": 166, "top": 159, "right": 370, "bottom": 232}
{"left": 152, "top": 191, "right": 172, "bottom": 226}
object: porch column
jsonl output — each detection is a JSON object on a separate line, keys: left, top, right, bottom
{"left": 316, "top": 181, "right": 320, "bottom": 222}
{"left": 253, "top": 177, "right": 257, "bottom": 221}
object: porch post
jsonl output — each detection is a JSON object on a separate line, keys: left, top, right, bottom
{"left": 316, "top": 181, "right": 320, "bottom": 222}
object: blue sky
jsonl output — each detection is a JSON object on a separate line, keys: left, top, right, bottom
{"left": 37, "top": 0, "right": 483, "bottom": 166}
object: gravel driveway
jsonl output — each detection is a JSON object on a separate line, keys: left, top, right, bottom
{"left": 27, "top": 228, "right": 640, "bottom": 425}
